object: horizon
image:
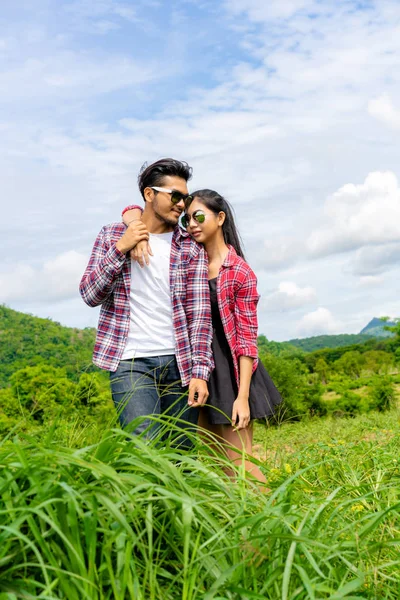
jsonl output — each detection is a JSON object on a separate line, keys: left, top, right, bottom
{"left": 1, "top": 303, "right": 393, "bottom": 344}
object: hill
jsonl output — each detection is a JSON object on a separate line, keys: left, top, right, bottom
{"left": 0, "top": 304, "right": 97, "bottom": 386}
{"left": 286, "top": 333, "right": 373, "bottom": 352}
{"left": 360, "top": 317, "right": 396, "bottom": 338}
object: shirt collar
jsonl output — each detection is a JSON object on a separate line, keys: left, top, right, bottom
{"left": 222, "top": 245, "right": 237, "bottom": 267}
{"left": 173, "top": 224, "right": 190, "bottom": 247}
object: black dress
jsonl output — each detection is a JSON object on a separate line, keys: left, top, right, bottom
{"left": 205, "top": 278, "right": 282, "bottom": 425}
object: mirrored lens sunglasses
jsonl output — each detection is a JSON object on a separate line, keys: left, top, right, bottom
{"left": 181, "top": 210, "right": 206, "bottom": 229}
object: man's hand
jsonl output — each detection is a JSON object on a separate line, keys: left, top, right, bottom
{"left": 116, "top": 220, "right": 149, "bottom": 254}
{"left": 232, "top": 395, "right": 250, "bottom": 430}
{"left": 130, "top": 240, "right": 153, "bottom": 267}
{"left": 188, "top": 378, "right": 209, "bottom": 407}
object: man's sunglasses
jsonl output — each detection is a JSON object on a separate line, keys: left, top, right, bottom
{"left": 151, "top": 186, "right": 192, "bottom": 205}
{"left": 181, "top": 210, "right": 206, "bottom": 229}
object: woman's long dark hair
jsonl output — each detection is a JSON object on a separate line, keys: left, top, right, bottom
{"left": 186, "top": 189, "right": 245, "bottom": 259}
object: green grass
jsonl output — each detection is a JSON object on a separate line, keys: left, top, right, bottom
{"left": 0, "top": 411, "right": 400, "bottom": 598}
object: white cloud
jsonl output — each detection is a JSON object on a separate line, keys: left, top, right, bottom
{"left": 351, "top": 242, "right": 400, "bottom": 275}
{"left": 357, "top": 275, "right": 384, "bottom": 288}
{"left": 0, "top": 251, "right": 88, "bottom": 303}
{"left": 226, "top": 0, "right": 316, "bottom": 21}
{"left": 296, "top": 307, "right": 343, "bottom": 337}
{"left": 0, "top": 54, "right": 159, "bottom": 103}
{"left": 64, "top": 0, "right": 140, "bottom": 30}
{"left": 251, "top": 239, "right": 304, "bottom": 271}
{"left": 262, "top": 281, "right": 316, "bottom": 312}
{"left": 307, "top": 171, "right": 400, "bottom": 257}
{"left": 368, "top": 94, "right": 400, "bottom": 129}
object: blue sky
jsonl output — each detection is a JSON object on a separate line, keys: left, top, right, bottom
{"left": 1, "top": 0, "right": 400, "bottom": 340}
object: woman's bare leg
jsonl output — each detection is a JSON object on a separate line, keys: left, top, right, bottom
{"left": 197, "top": 409, "right": 223, "bottom": 457}
{"left": 219, "top": 423, "right": 268, "bottom": 486}
{"left": 198, "top": 411, "right": 268, "bottom": 488}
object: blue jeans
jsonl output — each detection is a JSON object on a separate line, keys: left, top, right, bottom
{"left": 110, "top": 355, "right": 199, "bottom": 448}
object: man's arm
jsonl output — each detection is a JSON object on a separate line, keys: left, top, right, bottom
{"left": 185, "top": 247, "right": 214, "bottom": 406}
{"left": 79, "top": 222, "right": 149, "bottom": 307}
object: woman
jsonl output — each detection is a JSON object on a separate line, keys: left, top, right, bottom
{"left": 123, "top": 190, "right": 281, "bottom": 483}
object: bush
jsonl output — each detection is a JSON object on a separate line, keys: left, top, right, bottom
{"left": 260, "top": 353, "right": 325, "bottom": 422}
{"left": 368, "top": 376, "right": 396, "bottom": 412}
{"left": 330, "top": 390, "right": 363, "bottom": 418}
{"left": 303, "top": 376, "right": 327, "bottom": 417}
{"left": 333, "top": 351, "right": 364, "bottom": 379}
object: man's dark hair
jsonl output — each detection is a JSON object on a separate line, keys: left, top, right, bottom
{"left": 138, "top": 158, "right": 193, "bottom": 199}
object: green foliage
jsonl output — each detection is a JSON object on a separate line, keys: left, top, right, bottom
{"left": 0, "top": 365, "right": 114, "bottom": 436}
{"left": 287, "top": 332, "right": 374, "bottom": 352}
{"left": 363, "top": 350, "right": 393, "bottom": 374}
{"left": 368, "top": 376, "right": 396, "bottom": 412}
{"left": 257, "top": 334, "right": 299, "bottom": 357}
{"left": 302, "top": 375, "right": 327, "bottom": 417}
{"left": 10, "top": 365, "right": 75, "bottom": 417}
{"left": 314, "top": 357, "right": 330, "bottom": 383}
{"left": 0, "top": 305, "right": 398, "bottom": 441}
{"left": 303, "top": 337, "right": 391, "bottom": 370}
{"left": 330, "top": 390, "right": 364, "bottom": 417}
{"left": 333, "top": 350, "right": 364, "bottom": 379}
{"left": 260, "top": 353, "right": 326, "bottom": 421}
{"left": 0, "top": 412, "right": 400, "bottom": 598}
{"left": 0, "top": 304, "right": 97, "bottom": 386}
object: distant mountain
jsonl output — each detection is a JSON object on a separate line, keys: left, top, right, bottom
{"left": 360, "top": 317, "right": 396, "bottom": 338}
{"left": 286, "top": 317, "right": 396, "bottom": 353}
{"left": 286, "top": 333, "right": 374, "bottom": 353}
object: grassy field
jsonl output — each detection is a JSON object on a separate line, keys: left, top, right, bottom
{"left": 0, "top": 408, "right": 399, "bottom": 599}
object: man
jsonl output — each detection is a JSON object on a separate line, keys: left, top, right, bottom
{"left": 80, "top": 158, "right": 213, "bottom": 444}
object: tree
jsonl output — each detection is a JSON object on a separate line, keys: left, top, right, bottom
{"left": 368, "top": 376, "right": 395, "bottom": 412}
{"left": 363, "top": 350, "right": 393, "bottom": 375}
{"left": 10, "top": 365, "right": 75, "bottom": 421}
{"left": 314, "top": 358, "right": 330, "bottom": 384}
{"left": 334, "top": 351, "right": 364, "bottom": 379}
{"left": 260, "top": 353, "right": 311, "bottom": 422}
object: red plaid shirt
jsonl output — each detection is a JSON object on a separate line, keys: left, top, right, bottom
{"left": 216, "top": 246, "right": 260, "bottom": 386}
{"left": 79, "top": 222, "right": 213, "bottom": 385}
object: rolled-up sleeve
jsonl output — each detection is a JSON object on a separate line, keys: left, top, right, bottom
{"left": 79, "top": 227, "right": 126, "bottom": 307}
{"left": 234, "top": 271, "right": 260, "bottom": 359}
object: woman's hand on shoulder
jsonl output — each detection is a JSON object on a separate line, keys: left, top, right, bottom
{"left": 130, "top": 240, "right": 153, "bottom": 267}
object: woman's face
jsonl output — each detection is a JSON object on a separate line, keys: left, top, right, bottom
{"left": 184, "top": 199, "right": 224, "bottom": 245}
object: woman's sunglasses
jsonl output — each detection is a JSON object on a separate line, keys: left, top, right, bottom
{"left": 151, "top": 186, "right": 192, "bottom": 205}
{"left": 181, "top": 210, "right": 206, "bottom": 229}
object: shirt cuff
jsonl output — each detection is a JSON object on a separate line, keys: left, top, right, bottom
{"left": 121, "top": 204, "right": 143, "bottom": 216}
{"left": 105, "top": 243, "right": 127, "bottom": 270}
{"left": 237, "top": 345, "right": 258, "bottom": 359}
{"left": 191, "top": 363, "right": 212, "bottom": 381}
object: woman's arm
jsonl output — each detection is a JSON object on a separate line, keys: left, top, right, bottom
{"left": 122, "top": 205, "right": 153, "bottom": 267}
{"left": 232, "top": 356, "right": 254, "bottom": 429}
{"left": 231, "top": 267, "right": 260, "bottom": 429}
{"left": 122, "top": 205, "right": 143, "bottom": 225}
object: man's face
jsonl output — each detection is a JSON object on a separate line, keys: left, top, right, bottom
{"left": 148, "top": 176, "right": 188, "bottom": 227}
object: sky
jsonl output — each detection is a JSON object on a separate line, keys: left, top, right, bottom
{"left": 1, "top": 0, "right": 400, "bottom": 341}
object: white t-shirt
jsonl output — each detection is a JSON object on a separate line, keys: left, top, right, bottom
{"left": 121, "top": 231, "right": 176, "bottom": 359}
